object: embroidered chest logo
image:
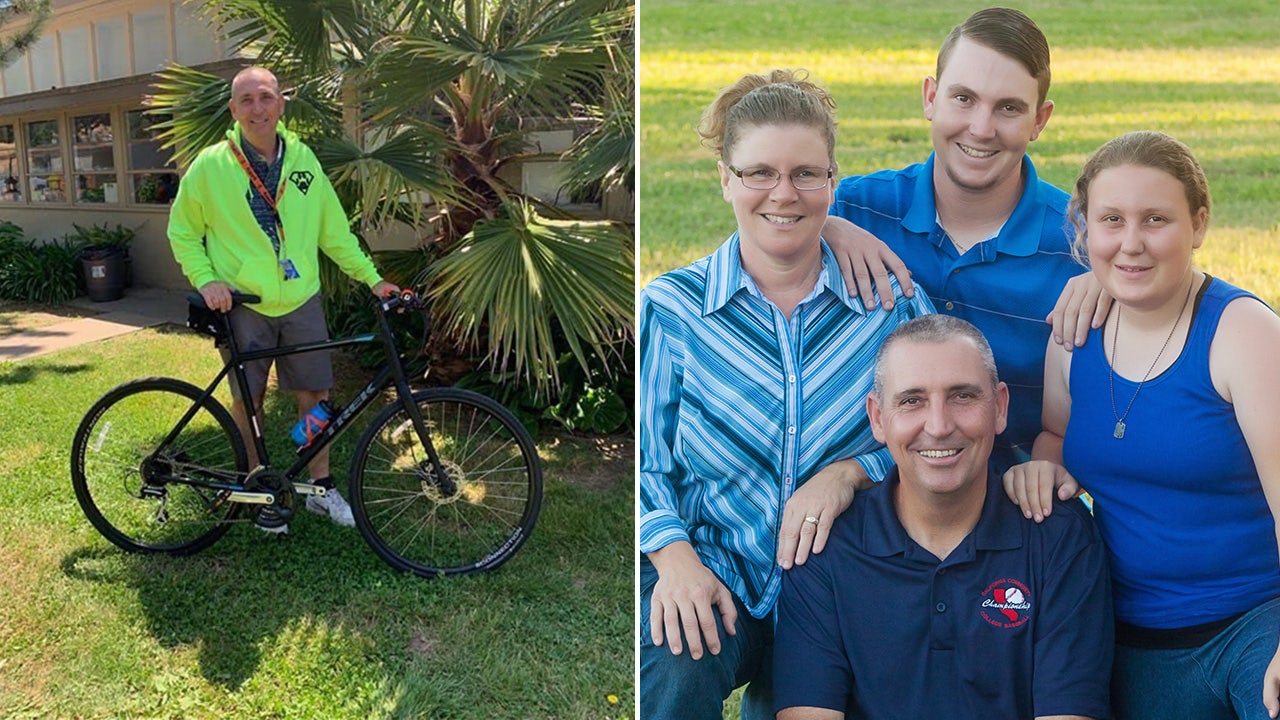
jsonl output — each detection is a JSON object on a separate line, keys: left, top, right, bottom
{"left": 289, "top": 171, "right": 314, "bottom": 195}
{"left": 979, "top": 578, "right": 1032, "bottom": 629}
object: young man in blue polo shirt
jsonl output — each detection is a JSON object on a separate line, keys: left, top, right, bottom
{"left": 824, "top": 8, "right": 1105, "bottom": 474}
{"left": 773, "top": 315, "right": 1112, "bottom": 720}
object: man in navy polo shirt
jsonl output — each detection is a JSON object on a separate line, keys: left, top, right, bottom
{"left": 773, "top": 315, "right": 1112, "bottom": 720}
{"left": 824, "top": 8, "right": 1100, "bottom": 475}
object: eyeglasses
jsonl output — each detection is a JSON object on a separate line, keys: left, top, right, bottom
{"left": 727, "top": 165, "right": 834, "bottom": 191}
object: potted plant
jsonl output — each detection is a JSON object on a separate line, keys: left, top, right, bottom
{"left": 74, "top": 223, "right": 136, "bottom": 301}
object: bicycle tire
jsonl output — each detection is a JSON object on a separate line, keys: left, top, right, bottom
{"left": 71, "top": 377, "right": 248, "bottom": 555}
{"left": 349, "top": 388, "right": 543, "bottom": 578}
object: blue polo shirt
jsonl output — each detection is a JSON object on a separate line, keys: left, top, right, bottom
{"left": 774, "top": 470, "right": 1113, "bottom": 720}
{"left": 831, "top": 155, "right": 1085, "bottom": 472}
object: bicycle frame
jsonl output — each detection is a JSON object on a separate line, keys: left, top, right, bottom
{"left": 154, "top": 295, "right": 449, "bottom": 496}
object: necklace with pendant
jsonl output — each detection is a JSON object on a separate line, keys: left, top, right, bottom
{"left": 1108, "top": 280, "right": 1195, "bottom": 440}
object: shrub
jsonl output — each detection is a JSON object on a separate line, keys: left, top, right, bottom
{"left": 458, "top": 336, "right": 634, "bottom": 436}
{"left": 0, "top": 220, "right": 22, "bottom": 245}
{"left": 321, "top": 282, "right": 430, "bottom": 376}
{"left": 0, "top": 235, "right": 85, "bottom": 303}
{"left": 69, "top": 222, "right": 135, "bottom": 249}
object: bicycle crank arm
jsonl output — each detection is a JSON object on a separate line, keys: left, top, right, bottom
{"left": 226, "top": 491, "right": 276, "bottom": 505}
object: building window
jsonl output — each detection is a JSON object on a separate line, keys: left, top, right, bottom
{"left": 95, "top": 17, "right": 129, "bottom": 82}
{"left": 1, "top": 124, "right": 21, "bottom": 202}
{"left": 2, "top": 53, "right": 30, "bottom": 97}
{"left": 175, "top": 3, "right": 218, "bottom": 65}
{"left": 126, "top": 110, "right": 178, "bottom": 204}
{"left": 61, "top": 26, "right": 92, "bottom": 86}
{"left": 73, "top": 112, "right": 116, "bottom": 203}
{"left": 30, "top": 36, "right": 57, "bottom": 93}
{"left": 132, "top": 7, "right": 170, "bottom": 74}
{"left": 25, "top": 119, "right": 64, "bottom": 203}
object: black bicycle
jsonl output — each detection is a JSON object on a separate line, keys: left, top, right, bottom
{"left": 70, "top": 290, "right": 542, "bottom": 578}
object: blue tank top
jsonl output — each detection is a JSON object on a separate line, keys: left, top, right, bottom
{"left": 1063, "top": 277, "right": 1280, "bottom": 628}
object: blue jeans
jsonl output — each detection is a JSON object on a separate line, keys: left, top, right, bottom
{"left": 639, "top": 575, "right": 774, "bottom": 720}
{"left": 1113, "top": 597, "right": 1280, "bottom": 720}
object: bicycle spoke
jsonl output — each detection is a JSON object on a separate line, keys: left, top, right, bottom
{"left": 350, "top": 390, "right": 542, "bottom": 577}
{"left": 72, "top": 380, "right": 246, "bottom": 555}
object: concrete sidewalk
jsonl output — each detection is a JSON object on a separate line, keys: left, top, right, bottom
{"left": 0, "top": 286, "right": 192, "bottom": 363}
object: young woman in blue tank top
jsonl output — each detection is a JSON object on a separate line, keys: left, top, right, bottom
{"left": 1003, "top": 130, "right": 1280, "bottom": 720}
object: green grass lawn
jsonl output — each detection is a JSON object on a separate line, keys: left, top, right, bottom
{"left": 639, "top": 0, "right": 1280, "bottom": 306}
{"left": 0, "top": 328, "right": 633, "bottom": 719}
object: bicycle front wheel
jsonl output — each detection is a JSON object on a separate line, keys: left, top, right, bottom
{"left": 71, "top": 377, "right": 248, "bottom": 555}
{"left": 349, "top": 388, "right": 543, "bottom": 578}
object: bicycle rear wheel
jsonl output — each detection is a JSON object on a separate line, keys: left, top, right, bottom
{"left": 71, "top": 377, "right": 248, "bottom": 555}
{"left": 349, "top": 388, "right": 543, "bottom": 578}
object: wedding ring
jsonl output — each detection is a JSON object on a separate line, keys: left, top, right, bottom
{"left": 804, "top": 516, "right": 819, "bottom": 524}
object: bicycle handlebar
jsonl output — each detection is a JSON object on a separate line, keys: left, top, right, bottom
{"left": 375, "top": 289, "right": 431, "bottom": 353}
{"left": 378, "top": 289, "right": 427, "bottom": 315}
{"left": 186, "top": 291, "right": 262, "bottom": 311}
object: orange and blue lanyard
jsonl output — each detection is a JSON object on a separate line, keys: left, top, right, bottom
{"left": 228, "top": 138, "right": 288, "bottom": 245}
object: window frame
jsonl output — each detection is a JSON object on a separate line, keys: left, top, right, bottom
{"left": 0, "top": 104, "right": 179, "bottom": 210}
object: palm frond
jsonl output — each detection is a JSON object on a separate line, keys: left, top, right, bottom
{"left": 207, "top": 0, "right": 373, "bottom": 73}
{"left": 366, "top": 1, "right": 630, "bottom": 121}
{"left": 146, "top": 66, "right": 236, "bottom": 169}
{"left": 146, "top": 64, "right": 344, "bottom": 169}
{"left": 427, "top": 198, "right": 633, "bottom": 395}
{"left": 560, "top": 78, "right": 633, "bottom": 197}
{"left": 312, "top": 126, "right": 467, "bottom": 231}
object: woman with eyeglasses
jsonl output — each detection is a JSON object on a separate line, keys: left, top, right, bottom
{"left": 638, "top": 69, "right": 934, "bottom": 720}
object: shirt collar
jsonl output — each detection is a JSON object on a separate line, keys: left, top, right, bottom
{"left": 702, "top": 232, "right": 865, "bottom": 316}
{"left": 229, "top": 121, "right": 291, "bottom": 159}
{"left": 859, "top": 467, "right": 1023, "bottom": 560}
{"left": 240, "top": 134, "right": 284, "bottom": 166}
{"left": 903, "top": 153, "right": 1049, "bottom": 258}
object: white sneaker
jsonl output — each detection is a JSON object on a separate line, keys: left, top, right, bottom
{"left": 306, "top": 488, "right": 355, "bottom": 527}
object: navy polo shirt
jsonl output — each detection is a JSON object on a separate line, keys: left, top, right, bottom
{"left": 831, "top": 156, "right": 1085, "bottom": 473}
{"left": 773, "top": 470, "right": 1113, "bottom": 720}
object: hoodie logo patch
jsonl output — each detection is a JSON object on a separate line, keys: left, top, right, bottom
{"left": 289, "top": 171, "right": 314, "bottom": 195}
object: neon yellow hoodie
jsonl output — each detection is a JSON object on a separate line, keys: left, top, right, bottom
{"left": 168, "top": 122, "right": 381, "bottom": 317}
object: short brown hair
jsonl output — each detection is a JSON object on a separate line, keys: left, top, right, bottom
{"left": 936, "top": 7, "right": 1051, "bottom": 106}
{"left": 697, "top": 69, "right": 837, "bottom": 165}
{"left": 873, "top": 314, "right": 1000, "bottom": 401}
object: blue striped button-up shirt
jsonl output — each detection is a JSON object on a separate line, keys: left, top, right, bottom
{"left": 639, "top": 233, "right": 934, "bottom": 618}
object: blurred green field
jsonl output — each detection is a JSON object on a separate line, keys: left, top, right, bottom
{"left": 639, "top": 0, "right": 1280, "bottom": 307}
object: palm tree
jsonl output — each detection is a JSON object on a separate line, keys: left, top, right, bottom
{"left": 149, "top": 0, "right": 634, "bottom": 397}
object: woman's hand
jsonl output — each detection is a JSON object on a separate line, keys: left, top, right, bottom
{"left": 823, "top": 216, "right": 912, "bottom": 311}
{"left": 1047, "top": 273, "right": 1112, "bottom": 351}
{"left": 777, "top": 460, "right": 866, "bottom": 569}
{"left": 1002, "top": 460, "right": 1080, "bottom": 523}
{"left": 648, "top": 541, "right": 738, "bottom": 660}
{"left": 1263, "top": 639, "right": 1280, "bottom": 718}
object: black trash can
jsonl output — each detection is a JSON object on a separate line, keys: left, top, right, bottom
{"left": 81, "top": 244, "right": 127, "bottom": 302}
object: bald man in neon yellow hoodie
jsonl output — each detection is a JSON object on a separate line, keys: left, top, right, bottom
{"left": 169, "top": 66, "right": 397, "bottom": 532}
